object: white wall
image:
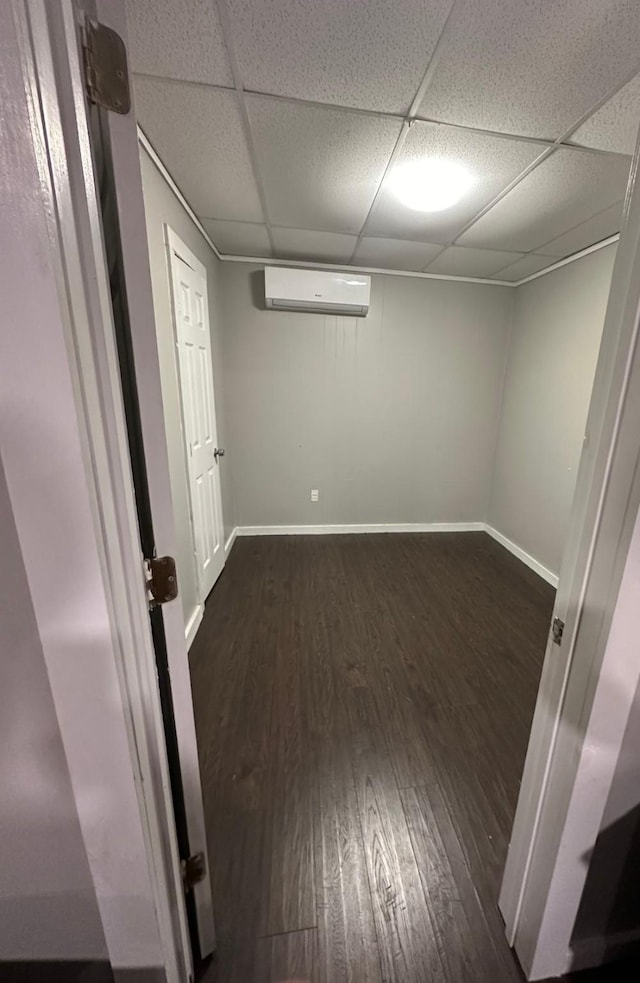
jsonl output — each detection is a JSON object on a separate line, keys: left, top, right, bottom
{"left": 489, "top": 246, "right": 617, "bottom": 576}
{"left": 0, "top": 462, "right": 107, "bottom": 962}
{"left": 139, "top": 146, "right": 234, "bottom": 630}
{"left": 219, "top": 263, "right": 513, "bottom": 527}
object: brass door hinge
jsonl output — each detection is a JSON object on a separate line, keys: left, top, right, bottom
{"left": 146, "top": 556, "right": 179, "bottom": 607}
{"left": 83, "top": 19, "right": 131, "bottom": 114}
{"left": 552, "top": 616, "right": 565, "bottom": 646}
{"left": 182, "top": 852, "right": 206, "bottom": 890}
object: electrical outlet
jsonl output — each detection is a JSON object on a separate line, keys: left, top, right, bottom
{"left": 311, "top": 489, "right": 319, "bottom": 502}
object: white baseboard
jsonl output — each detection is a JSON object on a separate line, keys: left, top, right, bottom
{"left": 236, "top": 521, "right": 486, "bottom": 536}
{"left": 484, "top": 525, "right": 559, "bottom": 587}
{"left": 184, "top": 603, "right": 204, "bottom": 651}
{"left": 224, "top": 526, "right": 238, "bottom": 556}
{"left": 234, "top": 521, "right": 558, "bottom": 587}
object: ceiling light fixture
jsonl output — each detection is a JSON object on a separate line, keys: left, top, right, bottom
{"left": 388, "top": 159, "right": 473, "bottom": 213}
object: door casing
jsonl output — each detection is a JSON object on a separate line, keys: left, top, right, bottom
{"left": 500, "top": 143, "right": 640, "bottom": 977}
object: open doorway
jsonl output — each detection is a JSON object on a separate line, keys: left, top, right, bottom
{"left": 10, "top": 0, "right": 640, "bottom": 980}
{"left": 114, "top": 1, "right": 640, "bottom": 980}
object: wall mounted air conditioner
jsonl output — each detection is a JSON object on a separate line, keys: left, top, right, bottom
{"left": 264, "top": 266, "right": 370, "bottom": 317}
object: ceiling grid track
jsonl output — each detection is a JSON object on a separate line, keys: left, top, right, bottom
{"left": 444, "top": 145, "right": 557, "bottom": 248}
{"left": 131, "top": 0, "right": 639, "bottom": 281}
{"left": 448, "top": 63, "right": 640, "bottom": 253}
{"left": 130, "top": 70, "right": 633, "bottom": 162}
{"left": 214, "top": 0, "right": 276, "bottom": 253}
{"left": 345, "top": 121, "right": 412, "bottom": 264}
{"left": 347, "top": 0, "right": 462, "bottom": 265}
{"left": 137, "top": 121, "right": 621, "bottom": 287}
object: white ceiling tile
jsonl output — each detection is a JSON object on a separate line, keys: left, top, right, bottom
{"left": 427, "top": 246, "right": 525, "bottom": 278}
{"left": 271, "top": 228, "right": 358, "bottom": 264}
{"left": 248, "top": 97, "right": 402, "bottom": 233}
{"left": 134, "top": 77, "right": 263, "bottom": 222}
{"left": 200, "top": 219, "right": 271, "bottom": 256}
{"left": 419, "top": 1, "right": 640, "bottom": 140}
{"left": 491, "top": 255, "right": 555, "bottom": 282}
{"left": 225, "top": 0, "right": 452, "bottom": 113}
{"left": 366, "top": 122, "right": 545, "bottom": 244}
{"left": 536, "top": 203, "right": 623, "bottom": 258}
{"left": 351, "top": 238, "right": 443, "bottom": 271}
{"left": 569, "top": 73, "right": 640, "bottom": 155}
{"left": 458, "top": 147, "right": 630, "bottom": 253}
{"left": 125, "top": 0, "right": 233, "bottom": 86}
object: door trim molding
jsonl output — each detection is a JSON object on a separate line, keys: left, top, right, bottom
{"left": 500, "top": 138, "right": 640, "bottom": 977}
{"left": 165, "top": 225, "right": 207, "bottom": 279}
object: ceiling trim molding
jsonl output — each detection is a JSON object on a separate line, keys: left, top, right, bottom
{"left": 136, "top": 128, "right": 619, "bottom": 289}
{"left": 214, "top": 252, "right": 513, "bottom": 285}
{"left": 513, "top": 234, "right": 619, "bottom": 286}
{"left": 215, "top": 235, "right": 620, "bottom": 288}
{"left": 137, "top": 126, "right": 223, "bottom": 259}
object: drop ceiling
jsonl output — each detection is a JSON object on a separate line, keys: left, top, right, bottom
{"left": 126, "top": 0, "right": 640, "bottom": 282}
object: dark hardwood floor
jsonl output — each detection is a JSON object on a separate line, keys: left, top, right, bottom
{"left": 189, "top": 532, "right": 555, "bottom": 983}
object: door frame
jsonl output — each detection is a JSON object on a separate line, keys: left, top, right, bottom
{"left": 79, "top": 0, "right": 217, "bottom": 964}
{"left": 164, "top": 224, "right": 226, "bottom": 619}
{"left": 18, "top": 0, "right": 640, "bottom": 979}
{"left": 9, "top": 0, "right": 193, "bottom": 978}
{"left": 12, "top": 0, "right": 221, "bottom": 976}
{"left": 500, "top": 141, "right": 640, "bottom": 976}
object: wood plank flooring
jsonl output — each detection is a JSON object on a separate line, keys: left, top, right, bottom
{"left": 189, "top": 532, "right": 554, "bottom": 982}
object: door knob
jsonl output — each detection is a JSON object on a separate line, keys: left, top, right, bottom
{"left": 214, "top": 447, "right": 225, "bottom": 460}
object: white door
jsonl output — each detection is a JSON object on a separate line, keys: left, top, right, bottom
{"left": 167, "top": 233, "right": 225, "bottom": 601}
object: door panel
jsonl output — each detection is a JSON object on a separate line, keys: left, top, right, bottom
{"left": 170, "top": 250, "right": 225, "bottom": 601}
